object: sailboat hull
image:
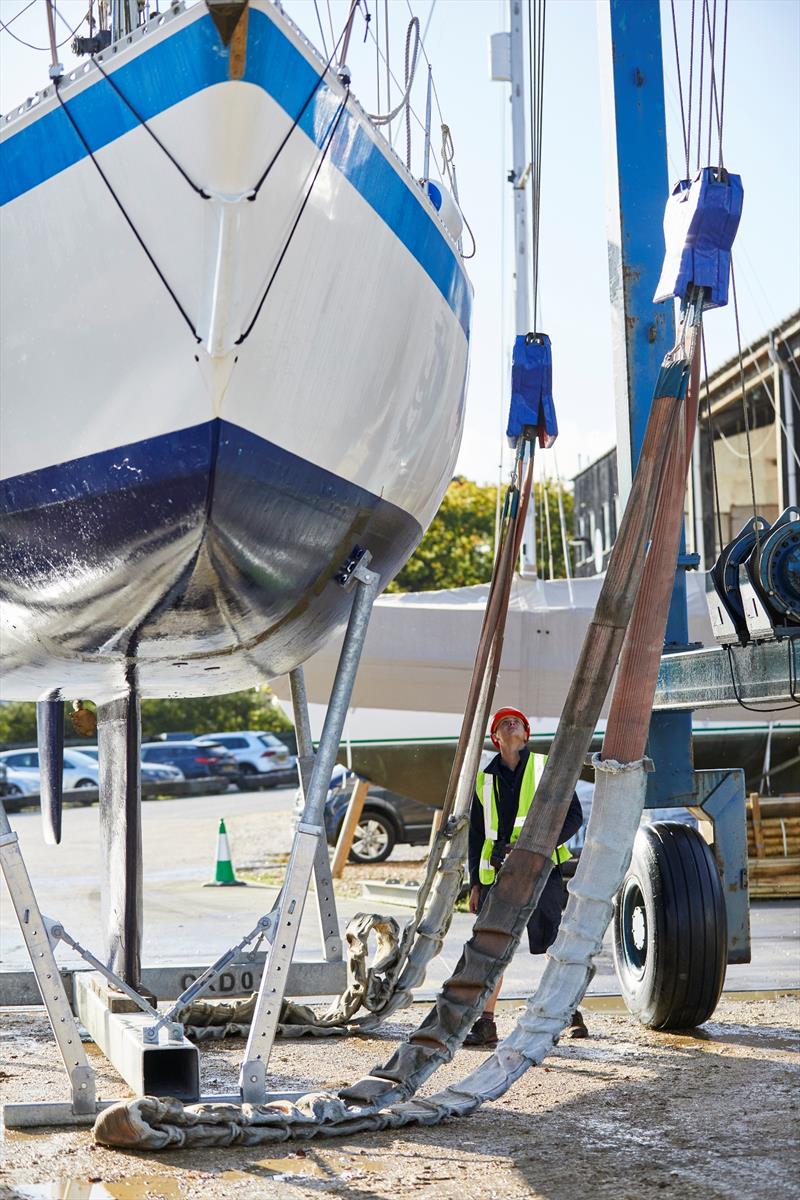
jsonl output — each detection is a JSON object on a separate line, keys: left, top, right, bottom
{"left": 0, "top": 0, "right": 472, "bottom": 701}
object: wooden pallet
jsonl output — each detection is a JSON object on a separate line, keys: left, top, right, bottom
{"left": 747, "top": 794, "right": 800, "bottom": 898}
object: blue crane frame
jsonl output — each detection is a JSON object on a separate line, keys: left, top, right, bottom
{"left": 599, "top": 0, "right": 749, "bottom": 961}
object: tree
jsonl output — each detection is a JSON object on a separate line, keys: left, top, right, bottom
{"left": 387, "top": 476, "right": 498, "bottom": 593}
{"left": 0, "top": 688, "right": 291, "bottom": 749}
{"left": 386, "top": 474, "right": 575, "bottom": 593}
{"left": 140, "top": 688, "right": 291, "bottom": 740}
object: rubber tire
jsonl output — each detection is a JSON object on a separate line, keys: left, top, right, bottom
{"left": 237, "top": 762, "right": 258, "bottom": 791}
{"left": 2, "top": 785, "right": 25, "bottom": 813}
{"left": 348, "top": 810, "right": 397, "bottom": 864}
{"left": 612, "top": 822, "right": 727, "bottom": 1031}
{"left": 73, "top": 778, "right": 97, "bottom": 806}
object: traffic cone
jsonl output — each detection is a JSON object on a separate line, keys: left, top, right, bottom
{"left": 204, "top": 817, "right": 246, "bottom": 887}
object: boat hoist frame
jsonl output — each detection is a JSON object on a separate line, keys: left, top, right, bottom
{"left": 0, "top": 550, "right": 381, "bottom": 1128}
{"left": 2, "top": 0, "right": 792, "bottom": 1141}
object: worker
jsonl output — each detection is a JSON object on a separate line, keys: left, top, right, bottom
{"left": 465, "top": 706, "right": 587, "bottom": 1047}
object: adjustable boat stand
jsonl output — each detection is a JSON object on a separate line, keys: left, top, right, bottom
{"left": 1, "top": 549, "right": 380, "bottom": 1127}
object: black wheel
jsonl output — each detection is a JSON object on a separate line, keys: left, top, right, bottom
{"left": 73, "top": 778, "right": 96, "bottom": 805}
{"left": 237, "top": 762, "right": 257, "bottom": 791}
{"left": 348, "top": 810, "right": 397, "bottom": 864}
{"left": 2, "top": 785, "right": 25, "bottom": 813}
{"left": 613, "top": 822, "right": 727, "bottom": 1030}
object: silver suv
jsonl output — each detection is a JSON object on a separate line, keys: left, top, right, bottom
{"left": 195, "top": 731, "right": 297, "bottom": 788}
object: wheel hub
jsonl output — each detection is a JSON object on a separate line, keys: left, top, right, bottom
{"left": 631, "top": 906, "right": 646, "bottom": 950}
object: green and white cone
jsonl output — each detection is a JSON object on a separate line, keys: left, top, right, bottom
{"left": 204, "top": 817, "right": 246, "bottom": 887}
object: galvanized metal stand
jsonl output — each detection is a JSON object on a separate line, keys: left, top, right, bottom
{"left": 239, "top": 553, "right": 380, "bottom": 1101}
{"left": 289, "top": 666, "right": 342, "bottom": 962}
{"left": 0, "top": 796, "right": 97, "bottom": 1127}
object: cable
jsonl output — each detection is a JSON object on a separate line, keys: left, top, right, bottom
{"left": 725, "top": 643, "right": 799, "bottom": 713}
{"left": 731, "top": 261, "right": 763, "bottom": 544}
{"left": 0, "top": 0, "right": 36, "bottom": 31}
{"left": 312, "top": 0, "right": 329, "bottom": 58}
{"left": 236, "top": 89, "right": 350, "bottom": 346}
{"left": 701, "top": 330, "right": 726, "bottom": 559}
{"left": 90, "top": 55, "right": 210, "bottom": 198}
{"left": 368, "top": 16, "right": 419, "bottom": 126}
{"left": 53, "top": 78, "right": 199, "bottom": 341}
{"left": 669, "top": 0, "right": 690, "bottom": 176}
{"left": 0, "top": 4, "right": 84, "bottom": 50}
{"left": 686, "top": 0, "right": 696, "bottom": 172}
{"left": 250, "top": 26, "right": 349, "bottom": 199}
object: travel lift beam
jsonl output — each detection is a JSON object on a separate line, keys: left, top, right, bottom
{"left": 600, "top": 0, "right": 756, "bottom": 969}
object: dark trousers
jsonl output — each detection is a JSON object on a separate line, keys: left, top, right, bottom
{"left": 478, "top": 867, "right": 567, "bottom": 955}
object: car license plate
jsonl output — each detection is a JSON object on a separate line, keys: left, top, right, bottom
{"left": 221, "top": 764, "right": 238, "bottom": 773}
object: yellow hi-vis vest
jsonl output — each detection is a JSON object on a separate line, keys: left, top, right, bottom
{"left": 477, "top": 753, "right": 572, "bottom": 885}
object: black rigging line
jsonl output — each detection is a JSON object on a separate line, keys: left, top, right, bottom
{"left": 236, "top": 89, "right": 350, "bottom": 346}
{"left": 730, "top": 261, "right": 762, "bottom": 545}
{"left": 717, "top": 0, "right": 729, "bottom": 169}
{"left": 1, "top": 0, "right": 36, "bottom": 31}
{"left": 1, "top": 4, "right": 84, "bottom": 50}
{"left": 705, "top": 0, "right": 716, "bottom": 167}
{"left": 696, "top": 0, "right": 705, "bottom": 171}
{"left": 249, "top": 28, "right": 349, "bottom": 199}
{"left": 53, "top": 79, "right": 200, "bottom": 342}
{"left": 701, "top": 330, "right": 725, "bottom": 558}
{"left": 89, "top": 56, "right": 210, "bottom": 199}
{"left": 670, "top": 0, "right": 690, "bottom": 177}
{"left": 686, "top": 0, "right": 696, "bottom": 173}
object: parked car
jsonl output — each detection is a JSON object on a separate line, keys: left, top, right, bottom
{"left": 0, "top": 747, "right": 100, "bottom": 791}
{"left": 195, "top": 731, "right": 297, "bottom": 788}
{"left": 140, "top": 740, "right": 240, "bottom": 785}
{"left": 296, "top": 770, "right": 436, "bottom": 864}
{"left": 78, "top": 746, "right": 185, "bottom": 784}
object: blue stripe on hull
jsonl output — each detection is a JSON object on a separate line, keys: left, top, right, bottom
{"left": 0, "top": 7, "right": 470, "bottom": 335}
{"left": 0, "top": 422, "right": 421, "bottom": 698}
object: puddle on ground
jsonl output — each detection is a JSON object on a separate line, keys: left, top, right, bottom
{"left": 219, "top": 1150, "right": 385, "bottom": 1182}
{"left": 7, "top": 1179, "right": 181, "bottom": 1199}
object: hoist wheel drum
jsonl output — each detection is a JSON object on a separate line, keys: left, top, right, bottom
{"left": 612, "top": 822, "right": 726, "bottom": 1030}
{"left": 712, "top": 518, "right": 768, "bottom": 620}
{"left": 756, "top": 523, "right": 800, "bottom": 621}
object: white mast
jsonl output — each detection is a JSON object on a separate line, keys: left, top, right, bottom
{"left": 492, "top": 1, "right": 537, "bottom": 577}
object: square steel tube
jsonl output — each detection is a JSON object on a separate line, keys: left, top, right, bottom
{"left": 75, "top": 973, "right": 199, "bottom": 1101}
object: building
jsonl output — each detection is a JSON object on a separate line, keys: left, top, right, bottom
{"left": 572, "top": 310, "right": 800, "bottom": 574}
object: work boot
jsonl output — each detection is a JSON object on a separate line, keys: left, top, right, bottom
{"left": 464, "top": 1015, "right": 498, "bottom": 1048}
{"left": 566, "top": 1009, "right": 589, "bottom": 1039}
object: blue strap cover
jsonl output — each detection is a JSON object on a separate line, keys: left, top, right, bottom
{"left": 507, "top": 333, "right": 558, "bottom": 448}
{"left": 654, "top": 167, "right": 744, "bottom": 310}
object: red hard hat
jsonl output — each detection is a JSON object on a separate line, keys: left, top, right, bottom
{"left": 490, "top": 707, "right": 530, "bottom": 747}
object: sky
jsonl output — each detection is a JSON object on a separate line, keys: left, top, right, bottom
{"left": 2, "top": 0, "right": 798, "bottom": 489}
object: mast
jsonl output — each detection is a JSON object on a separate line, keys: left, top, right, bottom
{"left": 492, "top": 0, "right": 538, "bottom": 577}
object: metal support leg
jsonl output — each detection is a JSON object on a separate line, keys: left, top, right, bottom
{"left": 97, "top": 689, "right": 142, "bottom": 988}
{"left": 690, "top": 768, "right": 751, "bottom": 965}
{"left": 290, "top": 667, "right": 342, "bottom": 961}
{"left": 0, "top": 799, "right": 97, "bottom": 1121}
{"left": 240, "top": 557, "right": 380, "bottom": 1101}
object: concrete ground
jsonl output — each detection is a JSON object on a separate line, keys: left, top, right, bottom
{"left": 1, "top": 788, "right": 799, "bottom": 1199}
{"left": 1, "top": 786, "right": 798, "bottom": 997}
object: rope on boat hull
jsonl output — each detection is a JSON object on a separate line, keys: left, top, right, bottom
{"left": 94, "top": 754, "right": 648, "bottom": 1149}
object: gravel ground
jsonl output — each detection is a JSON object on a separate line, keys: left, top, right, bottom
{"left": 1, "top": 995, "right": 798, "bottom": 1200}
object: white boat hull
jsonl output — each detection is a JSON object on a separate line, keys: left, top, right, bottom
{"left": 0, "top": 0, "right": 472, "bottom": 702}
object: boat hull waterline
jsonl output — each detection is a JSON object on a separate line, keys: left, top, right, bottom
{"left": 0, "top": 0, "right": 472, "bottom": 702}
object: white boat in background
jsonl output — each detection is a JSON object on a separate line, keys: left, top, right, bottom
{"left": 277, "top": 570, "right": 719, "bottom": 727}
{"left": 275, "top": 570, "right": 800, "bottom": 803}
{"left": 0, "top": 0, "right": 471, "bottom": 703}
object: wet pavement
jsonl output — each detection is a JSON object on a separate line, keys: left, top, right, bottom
{"left": 1, "top": 787, "right": 798, "bottom": 998}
